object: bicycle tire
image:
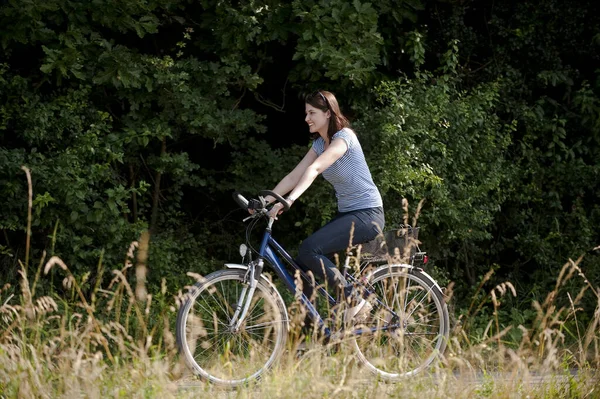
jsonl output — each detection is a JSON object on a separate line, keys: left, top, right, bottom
{"left": 176, "top": 269, "right": 288, "bottom": 387}
{"left": 350, "top": 264, "right": 449, "bottom": 380}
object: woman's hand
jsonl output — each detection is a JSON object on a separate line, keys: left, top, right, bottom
{"left": 267, "top": 202, "right": 285, "bottom": 219}
{"left": 267, "top": 197, "right": 295, "bottom": 219}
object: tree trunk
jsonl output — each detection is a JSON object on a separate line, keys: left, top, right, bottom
{"left": 150, "top": 137, "right": 166, "bottom": 235}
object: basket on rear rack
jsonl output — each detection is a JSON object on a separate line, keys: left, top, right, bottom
{"left": 358, "top": 225, "right": 421, "bottom": 263}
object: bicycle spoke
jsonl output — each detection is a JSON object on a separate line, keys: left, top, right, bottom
{"left": 243, "top": 320, "right": 286, "bottom": 331}
{"left": 177, "top": 270, "right": 288, "bottom": 386}
{"left": 351, "top": 267, "right": 448, "bottom": 380}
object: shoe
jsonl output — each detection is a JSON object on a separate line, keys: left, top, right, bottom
{"left": 343, "top": 298, "right": 373, "bottom": 324}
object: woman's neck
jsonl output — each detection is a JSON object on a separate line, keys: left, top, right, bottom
{"left": 319, "top": 130, "right": 328, "bottom": 143}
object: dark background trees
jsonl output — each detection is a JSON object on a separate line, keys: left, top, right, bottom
{"left": 1, "top": 0, "right": 598, "bottom": 327}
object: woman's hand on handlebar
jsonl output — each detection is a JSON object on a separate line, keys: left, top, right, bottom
{"left": 246, "top": 197, "right": 266, "bottom": 215}
{"left": 241, "top": 191, "right": 292, "bottom": 218}
{"left": 267, "top": 196, "right": 294, "bottom": 219}
{"left": 267, "top": 202, "right": 285, "bottom": 219}
{"left": 246, "top": 197, "right": 279, "bottom": 216}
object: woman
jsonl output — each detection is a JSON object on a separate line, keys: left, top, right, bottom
{"left": 266, "top": 90, "right": 385, "bottom": 324}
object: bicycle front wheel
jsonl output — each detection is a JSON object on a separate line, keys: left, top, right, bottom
{"left": 176, "top": 269, "right": 288, "bottom": 387}
{"left": 351, "top": 265, "right": 449, "bottom": 380}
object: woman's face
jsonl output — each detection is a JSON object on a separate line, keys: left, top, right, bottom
{"left": 305, "top": 103, "right": 330, "bottom": 136}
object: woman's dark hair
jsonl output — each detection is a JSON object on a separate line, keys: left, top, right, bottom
{"left": 304, "top": 90, "right": 350, "bottom": 141}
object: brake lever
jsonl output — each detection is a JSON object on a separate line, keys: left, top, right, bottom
{"left": 242, "top": 206, "right": 269, "bottom": 223}
{"left": 247, "top": 198, "right": 266, "bottom": 210}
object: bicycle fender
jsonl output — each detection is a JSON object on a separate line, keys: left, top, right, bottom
{"left": 224, "top": 264, "right": 290, "bottom": 328}
{"left": 369, "top": 263, "right": 445, "bottom": 293}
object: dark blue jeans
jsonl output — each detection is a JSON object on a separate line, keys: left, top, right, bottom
{"left": 295, "top": 206, "right": 385, "bottom": 303}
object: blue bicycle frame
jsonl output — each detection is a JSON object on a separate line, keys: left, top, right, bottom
{"left": 256, "top": 225, "right": 336, "bottom": 335}
{"left": 254, "top": 224, "right": 402, "bottom": 338}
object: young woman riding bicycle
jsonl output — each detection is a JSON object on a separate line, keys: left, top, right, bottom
{"left": 175, "top": 93, "right": 450, "bottom": 385}
{"left": 262, "top": 90, "right": 385, "bottom": 326}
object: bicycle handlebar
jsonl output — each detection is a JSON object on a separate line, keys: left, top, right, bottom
{"left": 259, "top": 190, "right": 291, "bottom": 211}
{"left": 232, "top": 190, "right": 291, "bottom": 213}
{"left": 232, "top": 191, "right": 250, "bottom": 210}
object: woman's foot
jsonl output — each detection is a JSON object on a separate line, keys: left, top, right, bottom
{"left": 343, "top": 298, "right": 373, "bottom": 324}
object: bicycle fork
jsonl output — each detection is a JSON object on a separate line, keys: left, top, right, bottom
{"left": 228, "top": 259, "right": 264, "bottom": 332}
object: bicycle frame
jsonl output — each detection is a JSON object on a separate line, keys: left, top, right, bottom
{"left": 236, "top": 221, "right": 408, "bottom": 339}
{"left": 260, "top": 227, "right": 335, "bottom": 334}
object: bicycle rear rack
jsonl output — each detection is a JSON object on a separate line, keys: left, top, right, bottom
{"left": 358, "top": 225, "right": 427, "bottom": 267}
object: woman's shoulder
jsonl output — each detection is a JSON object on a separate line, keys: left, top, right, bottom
{"left": 334, "top": 127, "right": 357, "bottom": 138}
{"left": 333, "top": 128, "right": 357, "bottom": 146}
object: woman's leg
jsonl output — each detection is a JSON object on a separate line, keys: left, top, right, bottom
{"left": 295, "top": 207, "right": 385, "bottom": 301}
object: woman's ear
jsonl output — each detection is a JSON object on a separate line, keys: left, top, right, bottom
{"left": 326, "top": 110, "right": 331, "bottom": 118}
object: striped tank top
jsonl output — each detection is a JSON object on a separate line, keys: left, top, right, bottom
{"left": 312, "top": 128, "right": 383, "bottom": 212}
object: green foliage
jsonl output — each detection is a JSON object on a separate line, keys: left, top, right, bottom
{"left": 202, "top": 0, "right": 293, "bottom": 51}
{"left": 291, "top": 0, "right": 384, "bottom": 86}
{"left": 0, "top": 0, "right": 599, "bottom": 326}
{"left": 0, "top": 0, "right": 265, "bottom": 291}
{"left": 460, "top": 0, "right": 600, "bottom": 302}
{"left": 354, "top": 46, "right": 515, "bottom": 288}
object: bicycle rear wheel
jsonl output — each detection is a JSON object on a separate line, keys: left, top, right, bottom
{"left": 351, "top": 265, "right": 449, "bottom": 380}
{"left": 176, "top": 269, "right": 288, "bottom": 387}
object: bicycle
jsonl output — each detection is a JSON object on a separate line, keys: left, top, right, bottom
{"left": 175, "top": 190, "right": 450, "bottom": 387}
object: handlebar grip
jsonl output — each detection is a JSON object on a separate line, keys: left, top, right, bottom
{"left": 232, "top": 191, "right": 249, "bottom": 210}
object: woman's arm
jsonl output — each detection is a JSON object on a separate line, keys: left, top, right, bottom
{"left": 267, "top": 138, "right": 348, "bottom": 217}
{"left": 265, "top": 147, "right": 318, "bottom": 203}
{"left": 286, "top": 138, "right": 347, "bottom": 202}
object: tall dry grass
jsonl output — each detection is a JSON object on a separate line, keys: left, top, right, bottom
{"left": 1, "top": 168, "right": 599, "bottom": 398}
